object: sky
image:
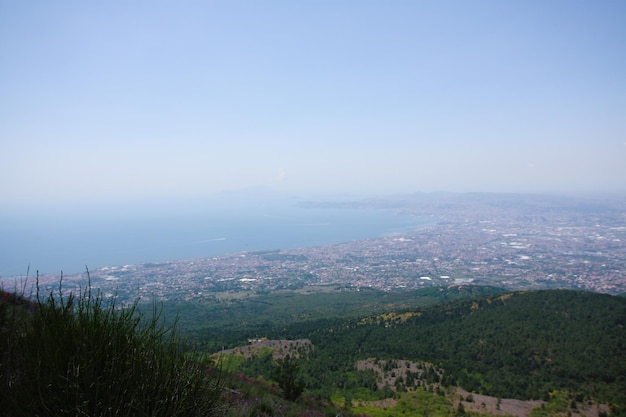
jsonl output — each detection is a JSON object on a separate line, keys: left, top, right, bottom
{"left": 1, "top": 0, "right": 626, "bottom": 213}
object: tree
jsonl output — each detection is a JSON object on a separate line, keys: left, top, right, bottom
{"left": 272, "top": 355, "right": 305, "bottom": 401}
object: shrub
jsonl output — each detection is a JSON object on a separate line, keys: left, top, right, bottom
{"left": 272, "top": 355, "right": 305, "bottom": 401}
{"left": 0, "top": 276, "right": 223, "bottom": 417}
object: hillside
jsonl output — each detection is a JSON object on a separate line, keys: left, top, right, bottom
{"left": 1, "top": 285, "right": 369, "bottom": 417}
{"left": 3, "top": 284, "right": 625, "bottom": 417}
{"left": 226, "top": 290, "right": 626, "bottom": 416}
{"left": 158, "top": 284, "right": 507, "bottom": 350}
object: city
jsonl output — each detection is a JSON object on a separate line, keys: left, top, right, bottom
{"left": 27, "top": 193, "right": 626, "bottom": 302}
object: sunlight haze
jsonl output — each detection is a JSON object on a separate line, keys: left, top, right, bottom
{"left": 1, "top": 0, "right": 625, "bottom": 210}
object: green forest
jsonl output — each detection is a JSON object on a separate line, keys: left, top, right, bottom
{"left": 160, "top": 285, "right": 507, "bottom": 350}
{"left": 2, "top": 284, "right": 625, "bottom": 417}
{"left": 194, "top": 288, "right": 626, "bottom": 416}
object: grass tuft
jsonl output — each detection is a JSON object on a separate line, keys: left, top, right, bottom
{"left": 0, "top": 272, "right": 224, "bottom": 417}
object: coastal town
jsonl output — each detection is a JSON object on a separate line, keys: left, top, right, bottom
{"left": 25, "top": 193, "right": 626, "bottom": 301}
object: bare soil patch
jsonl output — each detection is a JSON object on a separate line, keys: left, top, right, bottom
{"left": 220, "top": 338, "right": 313, "bottom": 359}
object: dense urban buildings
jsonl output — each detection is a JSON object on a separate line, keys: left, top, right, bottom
{"left": 26, "top": 193, "right": 626, "bottom": 301}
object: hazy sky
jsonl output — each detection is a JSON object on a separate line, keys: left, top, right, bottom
{"left": 2, "top": 0, "right": 625, "bottom": 210}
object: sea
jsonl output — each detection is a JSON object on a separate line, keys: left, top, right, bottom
{"left": 0, "top": 198, "right": 432, "bottom": 277}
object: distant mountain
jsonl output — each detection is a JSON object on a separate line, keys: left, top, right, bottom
{"left": 298, "top": 190, "right": 626, "bottom": 216}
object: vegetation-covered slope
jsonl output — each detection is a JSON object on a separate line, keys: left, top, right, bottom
{"left": 0, "top": 286, "right": 222, "bottom": 417}
{"left": 161, "top": 285, "right": 507, "bottom": 350}
{"left": 0, "top": 286, "right": 365, "bottom": 417}
{"left": 234, "top": 290, "right": 625, "bottom": 414}
{"left": 3, "top": 283, "right": 625, "bottom": 417}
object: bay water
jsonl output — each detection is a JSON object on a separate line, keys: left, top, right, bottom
{"left": 1, "top": 199, "right": 429, "bottom": 276}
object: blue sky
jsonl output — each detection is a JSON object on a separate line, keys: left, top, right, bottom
{"left": 1, "top": 0, "right": 625, "bottom": 211}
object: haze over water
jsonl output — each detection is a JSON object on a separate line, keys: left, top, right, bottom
{"left": 0, "top": 198, "right": 429, "bottom": 277}
{"left": 2, "top": 2, "right": 624, "bottom": 280}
